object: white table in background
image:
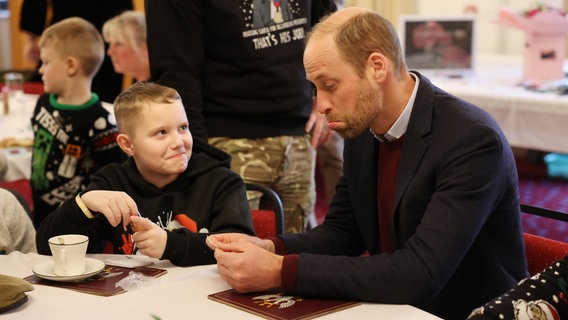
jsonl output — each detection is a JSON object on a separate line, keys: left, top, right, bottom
{"left": 429, "top": 55, "right": 568, "bottom": 154}
{"left": 0, "top": 94, "right": 36, "bottom": 182}
{"left": 0, "top": 252, "right": 441, "bottom": 320}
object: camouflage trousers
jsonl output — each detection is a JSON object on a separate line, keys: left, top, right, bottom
{"left": 209, "top": 135, "right": 316, "bottom": 233}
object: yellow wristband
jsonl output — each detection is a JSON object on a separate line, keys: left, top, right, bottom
{"left": 75, "top": 194, "right": 95, "bottom": 219}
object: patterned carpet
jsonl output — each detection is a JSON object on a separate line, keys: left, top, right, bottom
{"left": 516, "top": 157, "right": 568, "bottom": 243}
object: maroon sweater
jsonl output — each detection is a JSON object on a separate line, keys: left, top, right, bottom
{"left": 278, "top": 137, "right": 404, "bottom": 292}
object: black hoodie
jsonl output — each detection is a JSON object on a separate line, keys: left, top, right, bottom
{"left": 36, "top": 140, "right": 255, "bottom": 266}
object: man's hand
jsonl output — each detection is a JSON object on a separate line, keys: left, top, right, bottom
{"left": 214, "top": 241, "right": 283, "bottom": 293}
{"left": 206, "top": 233, "right": 274, "bottom": 253}
{"left": 80, "top": 191, "right": 139, "bottom": 230}
{"left": 305, "top": 96, "right": 332, "bottom": 147}
{"left": 23, "top": 32, "right": 40, "bottom": 64}
{"left": 130, "top": 216, "right": 167, "bottom": 259}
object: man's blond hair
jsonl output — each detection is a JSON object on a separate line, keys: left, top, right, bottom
{"left": 39, "top": 17, "right": 104, "bottom": 78}
{"left": 114, "top": 82, "right": 182, "bottom": 135}
{"left": 308, "top": 10, "right": 406, "bottom": 79}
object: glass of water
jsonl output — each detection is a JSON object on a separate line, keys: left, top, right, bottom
{"left": 4, "top": 72, "right": 24, "bottom": 114}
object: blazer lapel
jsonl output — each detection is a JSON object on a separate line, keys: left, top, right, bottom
{"left": 359, "top": 132, "right": 381, "bottom": 253}
{"left": 392, "top": 73, "right": 434, "bottom": 245}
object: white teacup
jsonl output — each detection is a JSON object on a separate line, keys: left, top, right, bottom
{"left": 48, "top": 234, "right": 89, "bottom": 276}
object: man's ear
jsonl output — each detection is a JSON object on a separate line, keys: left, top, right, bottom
{"left": 116, "top": 133, "right": 134, "bottom": 156}
{"left": 367, "top": 52, "right": 388, "bottom": 82}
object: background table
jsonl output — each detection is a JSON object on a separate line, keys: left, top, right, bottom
{"left": 0, "top": 93, "right": 35, "bottom": 182}
{"left": 428, "top": 55, "right": 568, "bottom": 154}
{"left": 0, "top": 252, "right": 441, "bottom": 319}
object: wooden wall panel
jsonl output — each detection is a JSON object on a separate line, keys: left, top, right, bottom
{"left": 8, "top": 0, "right": 35, "bottom": 71}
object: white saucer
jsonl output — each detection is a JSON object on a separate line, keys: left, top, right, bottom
{"left": 32, "top": 258, "right": 105, "bottom": 282}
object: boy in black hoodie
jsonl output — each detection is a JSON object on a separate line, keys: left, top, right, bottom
{"left": 36, "top": 82, "right": 255, "bottom": 266}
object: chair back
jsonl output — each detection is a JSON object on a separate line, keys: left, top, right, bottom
{"left": 521, "top": 204, "right": 568, "bottom": 275}
{"left": 523, "top": 233, "right": 568, "bottom": 275}
{"left": 245, "top": 183, "right": 284, "bottom": 238}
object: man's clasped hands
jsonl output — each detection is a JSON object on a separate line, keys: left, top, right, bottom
{"left": 206, "top": 233, "right": 283, "bottom": 293}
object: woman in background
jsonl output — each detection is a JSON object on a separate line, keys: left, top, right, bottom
{"left": 103, "top": 11, "right": 150, "bottom": 84}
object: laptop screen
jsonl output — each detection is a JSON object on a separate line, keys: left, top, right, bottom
{"left": 399, "top": 15, "right": 477, "bottom": 77}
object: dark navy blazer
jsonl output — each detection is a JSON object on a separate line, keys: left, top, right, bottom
{"left": 281, "top": 72, "right": 528, "bottom": 320}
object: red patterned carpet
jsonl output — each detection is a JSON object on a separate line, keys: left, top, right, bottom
{"left": 516, "top": 157, "right": 568, "bottom": 243}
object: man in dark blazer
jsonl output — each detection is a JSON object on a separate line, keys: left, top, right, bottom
{"left": 207, "top": 7, "right": 528, "bottom": 320}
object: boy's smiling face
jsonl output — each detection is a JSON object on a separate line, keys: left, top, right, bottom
{"left": 118, "top": 100, "right": 193, "bottom": 188}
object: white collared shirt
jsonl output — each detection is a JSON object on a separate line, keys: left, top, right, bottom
{"left": 371, "top": 72, "right": 420, "bottom": 142}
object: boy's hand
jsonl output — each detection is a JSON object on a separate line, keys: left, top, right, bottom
{"left": 130, "top": 216, "right": 167, "bottom": 259}
{"left": 80, "top": 191, "right": 138, "bottom": 230}
{"left": 130, "top": 215, "right": 148, "bottom": 232}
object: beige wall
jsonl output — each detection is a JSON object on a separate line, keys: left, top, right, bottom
{"left": 344, "top": 0, "right": 416, "bottom": 23}
{"left": 0, "top": 10, "right": 10, "bottom": 69}
{"left": 343, "top": 0, "right": 568, "bottom": 57}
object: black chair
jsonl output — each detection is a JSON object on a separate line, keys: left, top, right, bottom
{"left": 520, "top": 204, "right": 568, "bottom": 222}
{"left": 245, "top": 183, "right": 284, "bottom": 238}
{"left": 520, "top": 203, "right": 568, "bottom": 275}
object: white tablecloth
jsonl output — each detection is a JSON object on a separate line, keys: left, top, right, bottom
{"left": 0, "top": 147, "right": 32, "bottom": 182}
{"left": 0, "top": 94, "right": 36, "bottom": 182}
{"left": 0, "top": 94, "right": 36, "bottom": 142}
{"left": 429, "top": 55, "right": 568, "bottom": 154}
{"left": 0, "top": 252, "right": 441, "bottom": 319}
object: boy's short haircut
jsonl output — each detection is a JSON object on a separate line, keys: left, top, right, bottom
{"left": 38, "top": 17, "right": 104, "bottom": 78}
{"left": 114, "top": 82, "right": 182, "bottom": 135}
{"left": 102, "top": 11, "right": 147, "bottom": 53}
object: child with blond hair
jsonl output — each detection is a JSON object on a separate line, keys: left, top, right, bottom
{"left": 31, "top": 17, "right": 126, "bottom": 227}
{"left": 37, "top": 82, "right": 255, "bottom": 266}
